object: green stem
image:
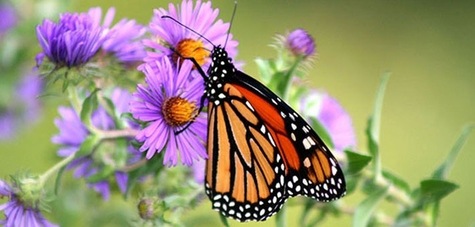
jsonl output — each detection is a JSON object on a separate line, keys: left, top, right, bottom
{"left": 67, "top": 86, "right": 82, "bottom": 114}
{"left": 280, "top": 56, "right": 303, "bottom": 101}
{"left": 97, "top": 128, "right": 139, "bottom": 140}
{"left": 38, "top": 154, "right": 75, "bottom": 186}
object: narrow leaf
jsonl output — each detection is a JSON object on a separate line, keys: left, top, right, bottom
{"left": 353, "top": 186, "right": 389, "bottom": 227}
{"left": 80, "top": 89, "right": 99, "bottom": 125}
{"left": 310, "top": 116, "right": 335, "bottom": 149}
{"left": 255, "top": 58, "right": 273, "bottom": 83}
{"left": 75, "top": 134, "right": 100, "bottom": 157}
{"left": 366, "top": 73, "right": 390, "bottom": 178}
{"left": 432, "top": 124, "right": 473, "bottom": 179}
{"left": 219, "top": 213, "right": 230, "bottom": 227}
{"left": 54, "top": 165, "right": 67, "bottom": 195}
{"left": 382, "top": 170, "right": 411, "bottom": 194}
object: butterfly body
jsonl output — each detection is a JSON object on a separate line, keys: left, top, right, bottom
{"left": 200, "top": 46, "right": 346, "bottom": 222}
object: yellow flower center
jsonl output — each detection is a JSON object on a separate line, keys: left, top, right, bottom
{"left": 173, "top": 38, "right": 209, "bottom": 67}
{"left": 162, "top": 96, "right": 198, "bottom": 127}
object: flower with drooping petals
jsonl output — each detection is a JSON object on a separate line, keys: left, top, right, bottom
{"left": 97, "top": 7, "right": 147, "bottom": 66}
{"left": 52, "top": 88, "right": 140, "bottom": 200}
{"left": 0, "top": 179, "right": 57, "bottom": 227}
{"left": 142, "top": 0, "right": 238, "bottom": 72}
{"left": 300, "top": 90, "right": 356, "bottom": 152}
{"left": 130, "top": 57, "right": 207, "bottom": 166}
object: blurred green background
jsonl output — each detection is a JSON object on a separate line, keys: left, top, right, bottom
{"left": 1, "top": 0, "right": 474, "bottom": 226}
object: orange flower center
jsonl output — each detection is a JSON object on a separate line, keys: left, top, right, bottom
{"left": 172, "top": 38, "right": 209, "bottom": 67}
{"left": 162, "top": 96, "right": 198, "bottom": 127}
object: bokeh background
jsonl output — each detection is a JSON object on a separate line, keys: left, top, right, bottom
{"left": 1, "top": 0, "right": 474, "bottom": 226}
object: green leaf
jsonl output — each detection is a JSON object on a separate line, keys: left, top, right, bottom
{"left": 54, "top": 165, "right": 67, "bottom": 195}
{"left": 353, "top": 186, "right": 389, "bottom": 227}
{"left": 345, "top": 150, "right": 372, "bottom": 175}
{"left": 75, "top": 134, "right": 100, "bottom": 157}
{"left": 432, "top": 124, "right": 473, "bottom": 179}
{"left": 100, "top": 95, "right": 121, "bottom": 127}
{"left": 366, "top": 73, "right": 390, "bottom": 179}
{"left": 418, "top": 179, "right": 458, "bottom": 226}
{"left": 80, "top": 89, "right": 99, "bottom": 126}
{"left": 344, "top": 175, "right": 359, "bottom": 195}
{"left": 420, "top": 179, "right": 458, "bottom": 203}
{"left": 255, "top": 58, "right": 273, "bottom": 83}
{"left": 219, "top": 213, "right": 230, "bottom": 227}
{"left": 309, "top": 116, "right": 335, "bottom": 149}
{"left": 275, "top": 204, "right": 287, "bottom": 227}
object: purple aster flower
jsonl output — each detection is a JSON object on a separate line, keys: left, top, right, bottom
{"left": 130, "top": 57, "right": 207, "bottom": 166}
{"left": 36, "top": 8, "right": 109, "bottom": 68}
{"left": 0, "top": 71, "right": 43, "bottom": 140}
{"left": 142, "top": 0, "right": 238, "bottom": 71}
{"left": 0, "top": 2, "right": 17, "bottom": 35}
{"left": 0, "top": 180, "right": 57, "bottom": 227}
{"left": 52, "top": 88, "right": 140, "bottom": 200}
{"left": 100, "top": 8, "right": 147, "bottom": 66}
{"left": 301, "top": 90, "right": 356, "bottom": 152}
{"left": 286, "top": 28, "right": 316, "bottom": 58}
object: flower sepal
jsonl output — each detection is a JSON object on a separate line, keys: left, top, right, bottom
{"left": 10, "top": 174, "right": 48, "bottom": 211}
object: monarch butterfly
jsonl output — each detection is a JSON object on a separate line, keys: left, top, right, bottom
{"left": 163, "top": 16, "right": 346, "bottom": 223}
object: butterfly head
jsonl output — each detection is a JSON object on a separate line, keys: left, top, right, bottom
{"left": 205, "top": 45, "right": 236, "bottom": 105}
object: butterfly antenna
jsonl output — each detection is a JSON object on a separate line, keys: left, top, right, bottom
{"left": 224, "top": 1, "right": 238, "bottom": 48}
{"left": 161, "top": 15, "right": 215, "bottom": 46}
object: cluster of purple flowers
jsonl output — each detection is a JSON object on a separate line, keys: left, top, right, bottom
{"left": 36, "top": 7, "right": 145, "bottom": 68}
{"left": 1, "top": 0, "right": 359, "bottom": 225}
{"left": 52, "top": 88, "right": 141, "bottom": 200}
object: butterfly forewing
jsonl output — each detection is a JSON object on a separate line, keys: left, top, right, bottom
{"left": 202, "top": 46, "right": 345, "bottom": 222}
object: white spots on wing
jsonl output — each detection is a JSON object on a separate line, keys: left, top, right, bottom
{"left": 245, "top": 101, "right": 255, "bottom": 111}
{"left": 332, "top": 166, "right": 338, "bottom": 174}
{"left": 260, "top": 125, "right": 266, "bottom": 134}
{"left": 280, "top": 111, "right": 286, "bottom": 118}
{"left": 290, "top": 133, "right": 296, "bottom": 141}
{"left": 302, "top": 137, "right": 312, "bottom": 150}
{"left": 268, "top": 133, "right": 276, "bottom": 147}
